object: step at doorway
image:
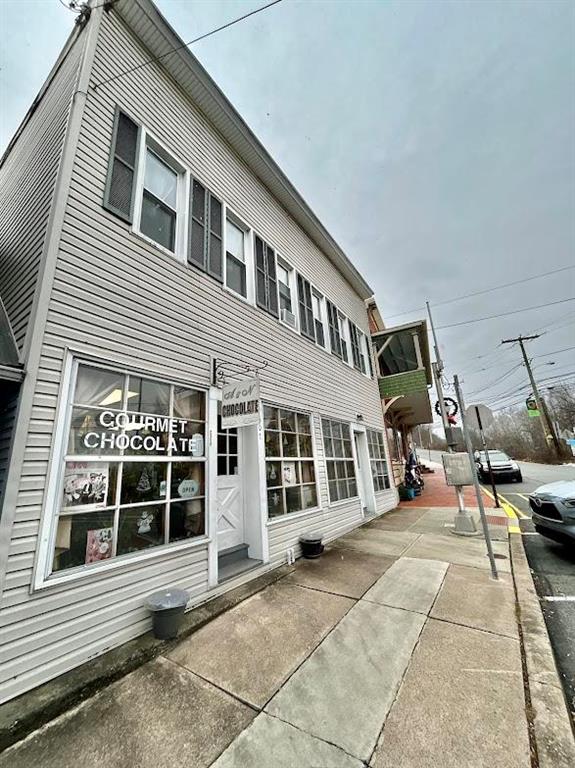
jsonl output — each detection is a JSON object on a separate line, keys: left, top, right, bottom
{"left": 218, "top": 543, "right": 262, "bottom": 583}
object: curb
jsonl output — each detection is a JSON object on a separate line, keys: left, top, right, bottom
{"left": 0, "top": 563, "right": 294, "bottom": 752}
{"left": 510, "top": 534, "right": 575, "bottom": 767}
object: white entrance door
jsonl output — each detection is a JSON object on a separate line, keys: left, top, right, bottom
{"left": 216, "top": 416, "right": 244, "bottom": 551}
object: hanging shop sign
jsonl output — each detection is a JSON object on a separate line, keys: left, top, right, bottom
{"left": 221, "top": 377, "right": 261, "bottom": 429}
{"left": 82, "top": 412, "right": 204, "bottom": 455}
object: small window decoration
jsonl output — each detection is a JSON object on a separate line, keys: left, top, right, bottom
{"left": 50, "top": 362, "right": 207, "bottom": 574}
{"left": 264, "top": 406, "right": 317, "bottom": 517}
{"left": 322, "top": 418, "right": 357, "bottom": 503}
{"left": 367, "top": 429, "right": 390, "bottom": 492}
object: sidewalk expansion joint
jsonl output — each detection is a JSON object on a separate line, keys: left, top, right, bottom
{"left": 161, "top": 655, "right": 260, "bottom": 714}
{"left": 289, "top": 580, "right": 361, "bottom": 602}
{"left": 260, "top": 590, "right": 360, "bottom": 713}
{"left": 429, "top": 614, "right": 520, "bottom": 643}
{"left": 264, "top": 710, "right": 369, "bottom": 767}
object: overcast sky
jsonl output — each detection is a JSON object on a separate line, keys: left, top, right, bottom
{"left": 1, "top": 0, "right": 574, "bottom": 419}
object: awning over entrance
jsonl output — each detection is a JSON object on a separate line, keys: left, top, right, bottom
{"left": 372, "top": 320, "right": 433, "bottom": 428}
{"left": 0, "top": 297, "right": 24, "bottom": 382}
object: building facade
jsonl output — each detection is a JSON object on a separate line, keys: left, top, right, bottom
{"left": 0, "top": 0, "right": 397, "bottom": 704}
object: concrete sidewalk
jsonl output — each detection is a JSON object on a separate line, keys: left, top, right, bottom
{"left": 2, "top": 498, "right": 540, "bottom": 768}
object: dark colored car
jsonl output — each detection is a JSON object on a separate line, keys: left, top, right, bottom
{"left": 529, "top": 481, "right": 575, "bottom": 544}
{"left": 474, "top": 450, "right": 523, "bottom": 483}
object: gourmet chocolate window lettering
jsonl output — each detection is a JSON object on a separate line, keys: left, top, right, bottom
{"left": 51, "top": 363, "right": 207, "bottom": 574}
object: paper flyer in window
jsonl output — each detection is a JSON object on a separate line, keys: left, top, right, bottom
{"left": 85, "top": 528, "right": 113, "bottom": 563}
{"left": 282, "top": 461, "right": 297, "bottom": 486}
{"left": 62, "top": 462, "right": 109, "bottom": 510}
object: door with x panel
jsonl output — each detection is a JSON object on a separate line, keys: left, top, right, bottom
{"left": 216, "top": 415, "right": 244, "bottom": 551}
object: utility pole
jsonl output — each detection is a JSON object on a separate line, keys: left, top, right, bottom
{"left": 427, "top": 302, "right": 477, "bottom": 535}
{"left": 501, "top": 335, "right": 563, "bottom": 459}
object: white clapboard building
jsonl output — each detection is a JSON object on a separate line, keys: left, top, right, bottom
{"left": 0, "top": 0, "right": 397, "bottom": 704}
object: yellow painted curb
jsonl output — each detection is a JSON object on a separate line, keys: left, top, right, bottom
{"left": 482, "top": 487, "right": 528, "bottom": 520}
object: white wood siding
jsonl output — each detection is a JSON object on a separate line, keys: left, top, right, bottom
{"left": 0, "top": 38, "right": 82, "bottom": 353}
{"left": 0, "top": 9, "right": 396, "bottom": 704}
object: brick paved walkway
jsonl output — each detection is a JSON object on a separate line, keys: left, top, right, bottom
{"left": 401, "top": 461, "right": 493, "bottom": 508}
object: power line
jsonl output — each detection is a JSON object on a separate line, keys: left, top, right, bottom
{"left": 435, "top": 297, "right": 575, "bottom": 330}
{"left": 385, "top": 264, "right": 575, "bottom": 321}
{"left": 465, "top": 363, "right": 523, "bottom": 396}
{"left": 532, "top": 346, "right": 575, "bottom": 359}
{"left": 93, "top": 0, "right": 284, "bottom": 91}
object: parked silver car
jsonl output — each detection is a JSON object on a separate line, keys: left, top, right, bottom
{"left": 474, "top": 450, "right": 523, "bottom": 483}
{"left": 529, "top": 480, "right": 575, "bottom": 543}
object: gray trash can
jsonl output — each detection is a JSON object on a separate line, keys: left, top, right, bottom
{"left": 299, "top": 532, "right": 324, "bottom": 559}
{"left": 146, "top": 588, "right": 189, "bottom": 640}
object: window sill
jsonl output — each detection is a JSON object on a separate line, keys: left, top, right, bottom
{"left": 33, "top": 536, "right": 210, "bottom": 592}
{"left": 130, "top": 227, "right": 185, "bottom": 264}
{"left": 266, "top": 506, "right": 321, "bottom": 526}
{"left": 221, "top": 282, "right": 254, "bottom": 307}
{"left": 327, "top": 495, "right": 360, "bottom": 510}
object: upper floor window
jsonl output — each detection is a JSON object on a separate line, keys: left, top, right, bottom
{"left": 338, "top": 312, "right": 349, "bottom": 363}
{"left": 312, "top": 289, "right": 325, "bottom": 348}
{"left": 277, "top": 259, "right": 297, "bottom": 328}
{"left": 225, "top": 217, "right": 247, "bottom": 298}
{"left": 297, "top": 274, "right": 315, "bottom": 341}
{"left": 140, "top": 150, "right": 179, "bottom": 252}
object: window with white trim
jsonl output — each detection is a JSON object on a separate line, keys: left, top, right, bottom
{"left": 225, "top": 217, "right": 247, "bottom": 298}
{"left": 338, "top": 312, "right": 349, "bottom": 363}
{"left": 264, "top": 406, "right": 317, "bottom": 517}
{"left": 367, "top": 429, "right": 390, "bottom": 491}
{"left": 312, "top": 289, "right": 325, "bottom": 347}
{"left": 139, "top": 148, "right": 180, "bottom": 252}
{"left": 50, "top": 363, "right": 206, "bottom": 574}
{"left": 327, "top": 300, "right": 343, "bottom": 359}
{"left": 322, "top": 418, "right": 357, "bottom": 503}
{"left": 277, "top": 262, "right": 292, "bottom": 313}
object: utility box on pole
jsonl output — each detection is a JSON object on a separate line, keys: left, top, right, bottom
{"left": 442, "top": 453, "right": 476, "bottom": 486}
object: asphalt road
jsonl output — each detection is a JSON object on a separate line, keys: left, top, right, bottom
{"left": 420, "top": 448, "right": 575, "bottom": 723}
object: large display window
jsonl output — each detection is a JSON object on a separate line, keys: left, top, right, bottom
{"left": 264, "top": 406, "right": 318, "bottom": 518}
{"left": 50, "top": 362, "right": 206, "bottom": 573}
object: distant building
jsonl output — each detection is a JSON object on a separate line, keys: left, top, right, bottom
{"left": 0, "top": 0, "right": 398, "bottom": 703}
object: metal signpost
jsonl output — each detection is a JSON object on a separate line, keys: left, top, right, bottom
{"left": 427, "top": 302, "right": 477, "bottom": 536}
{"left": 465, "top": 403, "right": 500, "bottom": 508}
{"left": 454, "top": 376, "right": 498, "bottom": 580}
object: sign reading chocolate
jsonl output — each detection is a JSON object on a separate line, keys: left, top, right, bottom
{"left": 82, "top": 411, "right": 204, "bottom": 455}
{"left": 221, "top": 377, "right": 261, "bottom": 429}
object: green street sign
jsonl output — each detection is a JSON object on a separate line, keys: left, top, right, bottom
{"left": 526, "top": 396, "right": 540, "bottom": 418}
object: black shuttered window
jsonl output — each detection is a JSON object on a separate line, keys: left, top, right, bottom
{"left": 104, "top": 109, "right": 140, "bottom": 223}
{"left": 255, "top": 236, "right": 278, "bottom": 317}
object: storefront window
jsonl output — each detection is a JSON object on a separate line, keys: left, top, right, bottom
{"left": 322, "top": 418, "right": 357, "bottom": 503}
{"left": 264, "top": 406, "right": 317, "bottom": 518}
{"left": 367, "top": 429, "right": 390, "bottom": 492}
{"left": 50, "top": 362, "right": 207, "bottom": 574}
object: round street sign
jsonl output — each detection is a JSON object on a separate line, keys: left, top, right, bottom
{"left": 465, "top": 403, "right": 494, "bottom": 431}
